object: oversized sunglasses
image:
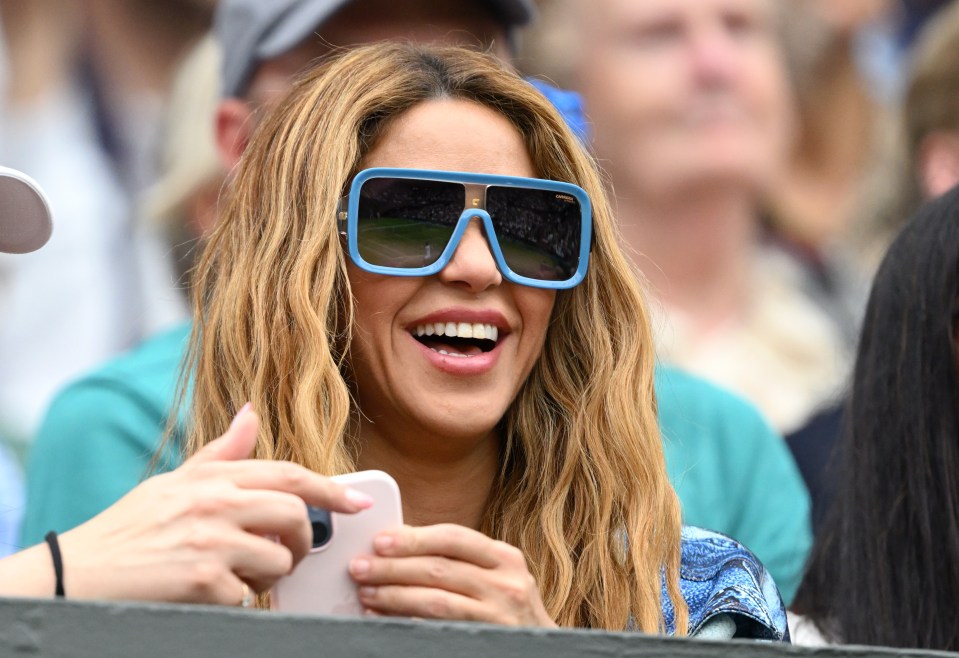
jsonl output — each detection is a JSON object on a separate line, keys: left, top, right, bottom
{"left": 337, "top": 168, "right": 592, "bottom": 289}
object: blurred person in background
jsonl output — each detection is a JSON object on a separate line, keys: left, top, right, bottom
{"left": 788, "top": 185, "right": 959, "bottom": 650}
{"left": 0, "top": 166, "right": 52, "bottom": 558}
{"left": 763, "top": 1, "right": 891, "bottom": 354}
{"left": 888, "top": 0, "right": 959, "bottom": 231}
{"left": 766, "top": 0, "right": 956, "bottom": 279}
{"left": 23, "top": 0, "right": 811, "bottom": 604}
{"left": 140, "top": 35, "right": 225, "bottom": 289}
{"left": 772, "top": 0, "right": 959, "bottom": 239}
{"left": 764, "top": 0, "right": 957, "bottom": 342}
{"left": 524, "top": 0, "right": 850, "bottom": 439}
{"left": 786, "top": 0, "right": 959, "bottom": 535}
{"left": 769, "top": 1, "right": 892, "bottom": 258}
{"left": 769, "top": 0, "right": 896, "bottom": 533}
{"left": 0, "top": 0, "right": 213, "bottom": 448}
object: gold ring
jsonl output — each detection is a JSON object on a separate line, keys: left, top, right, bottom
{"left": 240, "top": 582, "right": 254, "bottom": 608}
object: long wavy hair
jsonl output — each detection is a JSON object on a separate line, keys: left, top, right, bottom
{"left": 181, "top": 42, "right": 686, "bottom": 633}
{"left": 792, "top": 185, "right": 959, "bottom": 649}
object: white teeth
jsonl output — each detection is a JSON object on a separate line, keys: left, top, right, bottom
{"left": 412, "top": 322, "right": 501, "bottom": 342}
{"left": 432, "top": 348, "right": 471, "bottom": 358}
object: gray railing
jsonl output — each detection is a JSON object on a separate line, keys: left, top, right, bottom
{"left": 1, "top": 598, "right": 956, "bottom": 658}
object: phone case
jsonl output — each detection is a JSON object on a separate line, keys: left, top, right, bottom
{"left": 271, "top": 470, "right": 404, "bottom": 616}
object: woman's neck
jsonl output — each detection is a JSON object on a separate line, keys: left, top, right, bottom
{"left": 614, "top": 181, "right": 758, "bottom": 332}
{"left": 355, "top": 424, "right": 499, "bottom": 530}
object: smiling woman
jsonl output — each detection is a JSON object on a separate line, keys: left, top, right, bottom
{"left": 179, "top": 42, "right": 787, "bottom": 638}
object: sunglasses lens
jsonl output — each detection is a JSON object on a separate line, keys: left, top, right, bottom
{"left": 485, "top": 186, "right": 582, "bottom": 281}
{"left": 357, "top": 178, "right": 464, "bottom": 268}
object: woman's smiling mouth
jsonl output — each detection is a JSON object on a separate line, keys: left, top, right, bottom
{"left": 405, "top": 311, "right": 510, "bottom": 373}
{"left": 411, "top": 322, "right": 500, "bottom": 357}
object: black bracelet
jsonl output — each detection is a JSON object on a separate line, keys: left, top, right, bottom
{"left": 44, "top": 531, "right": 65, "bottom": 598}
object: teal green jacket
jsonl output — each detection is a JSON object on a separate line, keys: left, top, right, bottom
{"left": 22, "top": 323, "right": 811, "bottom": 602}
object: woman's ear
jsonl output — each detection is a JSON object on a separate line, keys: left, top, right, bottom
{"left": 215, "top": 98, "right": 256, "bottom": 170}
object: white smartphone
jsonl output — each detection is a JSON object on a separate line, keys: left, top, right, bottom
{"left": 271, "top": 469, "right": 404, "bottom": 616}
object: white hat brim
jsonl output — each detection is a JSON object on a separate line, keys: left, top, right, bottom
{"left": 0, "top": 166, "right": 53, "bottom": 254}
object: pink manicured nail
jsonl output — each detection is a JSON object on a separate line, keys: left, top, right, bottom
{"left": 349, "top": 558, "right": 370, "bottom": 576}
{"left": 345, "top": 488, "right": 374, "bottom": 509}
{"left": 230, "top": 402, "right": 253, "bottom": 428}
{"left": 373, "top": 534, "right": 394, "bottom": 551}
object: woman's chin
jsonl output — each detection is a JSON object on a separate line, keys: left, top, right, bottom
{"left": 405, "top": 404, "right": 507, "bottom": 448}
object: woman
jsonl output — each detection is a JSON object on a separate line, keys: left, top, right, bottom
{"left": 790, "top": 185, "right": 959, "bottom": 649}
{"left": 182, "top": 42, "right": 787, "bottom": 637}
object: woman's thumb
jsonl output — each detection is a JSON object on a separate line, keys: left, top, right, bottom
{"left": 188, "top": 403, "right": 259, "bottom": 464}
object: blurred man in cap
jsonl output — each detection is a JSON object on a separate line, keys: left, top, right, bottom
{"left": 213, "top": 0, "right": 537, "bottom": 168}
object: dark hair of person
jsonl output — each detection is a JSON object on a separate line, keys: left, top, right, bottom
{"left": 792, "top": 184, "right": 959, "bottom": 649}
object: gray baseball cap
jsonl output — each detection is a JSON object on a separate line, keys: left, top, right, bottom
{"left": 216, "top": 0, "right": 536, "bottom": 98}
{"left": 0, "top": 166, "right": 52, "bottom": 254}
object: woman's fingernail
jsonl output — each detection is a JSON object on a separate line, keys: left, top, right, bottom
{"left": 358, "top": 586, "right": 377, "bottom": 600}
{"left": 345, "top": 488, "right": 374, "bottom": 509}
{"left": 230, "top": 402, "right": 253, "bottom": 429}
{"left": 349, "top": 558, "right": 370, "bottom": 576}
{"left": 373, "top": 534, "right": 394, "bottom": 551}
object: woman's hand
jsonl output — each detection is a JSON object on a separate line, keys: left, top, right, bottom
{"left": 348, "top": 523, "right": 556, "bottom": 627}
{"left": 55, "top": 407, "right": 372, "bottom": 605}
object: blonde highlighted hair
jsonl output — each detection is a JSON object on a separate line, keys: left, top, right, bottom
{"left": 182, "top": 42, "right": 687, "bottom": 633}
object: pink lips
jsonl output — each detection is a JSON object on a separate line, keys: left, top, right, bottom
{"left": 412, "top": 336, "right": 503, "bottom": 375}
{"left": 406, "top": 307, "right": 509, "bottom": 376}
{"left": 408, "top": 308, "right": 510, "bottom": 332}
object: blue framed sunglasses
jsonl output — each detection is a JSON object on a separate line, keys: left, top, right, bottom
{"left": 337, "top": 168, "right": 592, "bottom": 289}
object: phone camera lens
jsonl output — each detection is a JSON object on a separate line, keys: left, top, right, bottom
{"left": 307, "top": 506, "right": 333, "bottom": 549}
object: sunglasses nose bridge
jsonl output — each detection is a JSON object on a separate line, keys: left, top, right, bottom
{"left": 439, "top": 209, "right": 503, "bottom": 290}
{"left": 449, "top": 208, "right": 505, "bottom": 264}
{"left": 454, "top": 208, "right": 497, "bottom": 251}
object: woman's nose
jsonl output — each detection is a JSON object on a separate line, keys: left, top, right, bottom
{"left": 437, "top": 217, "right": 503, "bottom": 292}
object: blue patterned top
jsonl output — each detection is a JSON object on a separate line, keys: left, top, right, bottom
{"left": 661, "top": 526, "right": 790, "bottom": 640}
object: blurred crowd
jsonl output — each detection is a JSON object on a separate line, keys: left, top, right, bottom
{"left": 0, "top": 0, "right": 216, "bottom": 445}
{"left": 1, "top": 0, "right": 959, "bottom": 650}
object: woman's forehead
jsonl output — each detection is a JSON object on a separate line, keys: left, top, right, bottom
{"left": 361, "top": 99, "right": 536, "bottom": 179}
